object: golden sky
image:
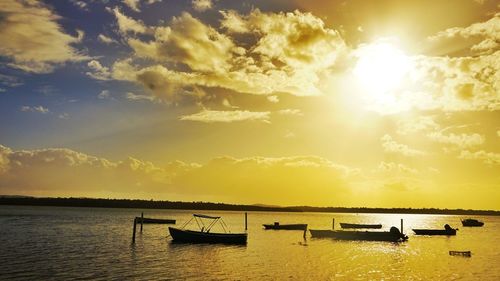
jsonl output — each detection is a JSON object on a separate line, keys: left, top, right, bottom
{"left": 0, "top": 0, "right": 499, "bottom": 209}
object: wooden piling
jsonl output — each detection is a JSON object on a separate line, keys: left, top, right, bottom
{"left": 140, "top": 212, "right": 144, "bottom": 232}
{"left": 332, "top": 218, "right": 335, "bottom": 230}
{"left": 245, "top": 212, "right": 248, "bottom": 231}
{"left": 132, "top": 217, "right": 137, "bottom": 243}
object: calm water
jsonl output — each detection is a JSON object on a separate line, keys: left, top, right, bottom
{"left": 0, "top": 206, "right": 499, "bottom": 280}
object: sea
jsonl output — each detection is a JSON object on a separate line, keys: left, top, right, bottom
{"left": 0, "top": 205, "right": 499, "bottom": 280}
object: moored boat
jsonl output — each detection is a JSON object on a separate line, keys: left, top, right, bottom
{"left": 136, "top": 217, "right": 176, "bottom": 224}
{"left": 412, "top": 224, "right": 457, "bottom": 236}
{"left": 461, "top": 218, "right": 484, "bottom": 227}
{"left": 263, "top": 222, "right": 307, "bottom": 230}
{"left": 168, "top": 227, "right": 247, "bottom": 244}
{"left": 340, "top": 223, "right": 382, "bottom": 229}
{"left": 168, "top": 214, "right": 247, "bottom": 244}
{"left": 309, "top": 226, "right": 408, "bottom": 242}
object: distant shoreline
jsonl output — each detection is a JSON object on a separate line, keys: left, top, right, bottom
{"left": 0, "top": 196, "right": 499, "bottom": 216}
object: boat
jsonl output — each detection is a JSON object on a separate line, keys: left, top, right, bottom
{"left": 412, "top": 224, "right": 457, "bottom": 236}
{"left": 461, "top": 218, "right": 484, "bottom": 227}
{"left": 309, "top": 226, "right": 408, "bottom": 242}
{"left": 340, "top": 223, "right": 382, "bottom": 229}
{"left": 168, "top": 214, "right": 247, "bottom": 244}
{"left": 263, "top": 222, "right": 308, "bottom": 230}
{"left": 449, "top": 251, "right": 471, "bottom": 257}
{"left": 135, "top": 217, "right": 176, "bottom": 224}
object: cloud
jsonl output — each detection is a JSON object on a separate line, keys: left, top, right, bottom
{"left": 380, "top": 134, "right": 425, "bottom": 157}
{"left": 86, "top": 60, "right": 112, "bottom": 80}
{"left": 397, "top": 116, "right": 439, "bottom": 135}
{"left": 180, "top": 109, "right": 271, "bottom": 123}
{"left": 267, "top": 95, "right": 279, "bottom": 103}
{"left": 20, "top": 106, "right": 50, "bottom": 114}
{"left": 98, "top": 90, "right": 111, "bottom": 100}
{"left": 122, "top": 0, "right": 140, "bottom": 12}
{"left": 0, "top": 144, "right": 354, "bottom": 205}
{"left": 427, "top": 131, "right": 484, "bottom": 149}
{"left": 375, "top": 161, "right": 419, "bottom": 175}
{"left": 459, "top": 150, "right": 500, "bottom": 165}
{"left": 125, "top": 92, "right": 156, "bottom": 102}
{"left": 277, "top": 109, "right": 303, "bottom": 116}
{"left": 98, "top": 34, "right": 117, "bottom": 44}
{"left": 428, "top": 13, "right": 500, "bottom": 54}
{"left": 110, "top": 10, "right": 346, "bottom": 102}
{"left": 0, "top": 0, "right": 88, "bottom": 73}
{"left": 0, "top": 74, "right": 23, "bottom": 87}
{"left": 111, "top": 7, "right": 148, "bottom": 35}
{"left": 70, "top": 0, "right": 88, "bottom": 11}
{"left": 192, "top": 0, "right": 213, "bottom": 12}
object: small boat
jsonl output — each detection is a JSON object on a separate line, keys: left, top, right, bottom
{"left": 340, "top": 223, "right": 382, "bottom": 229}
{"left": 168, "top": 214, "right": 247, "bottom": 244}
{"left": 263, "top": 222, "right": 308, "bottom": 230}
{"left": 309, "top": 226, "right": 408, "bottom": 242}
{"left": 449, "top": 251, "right": 471, "bottom": 257}
{"left": 135, "top": 217, "right": 176, "bottom": 224}
{"left": 461, "top": 218, "right": 484, "bottom": 227}
{"left": 413, "top": 224, "right": 457, "bottom": 236}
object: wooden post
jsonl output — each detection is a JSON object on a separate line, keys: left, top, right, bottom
{"left": 400, "top": 218, "right": 403, "bottom": 233}
{"left": 332, "top": 218, "right": 335, "bottom": 230}
{"left": 140, "top": 212, "right": 144, "bottom": 232}
{"left": 245, "top": 212, "right": 248, "bottom": 231}
{"left": 132, "top": 217, "right": 137, "bottom": 243}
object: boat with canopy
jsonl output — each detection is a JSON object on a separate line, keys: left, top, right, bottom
{"left": 168, "top": 214, "right": 247, "bottom": 244}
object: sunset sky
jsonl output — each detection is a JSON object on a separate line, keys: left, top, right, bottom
{"left": 0, "top": 0, "right": 499, "bottom": 209}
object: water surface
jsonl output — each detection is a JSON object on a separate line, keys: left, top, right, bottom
{"left": 0, "top": 206, "right": 499, "bottom": 280}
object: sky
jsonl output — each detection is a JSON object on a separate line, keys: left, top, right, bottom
{"left": 0, "top": 0, "right": 499, "bottom": 209}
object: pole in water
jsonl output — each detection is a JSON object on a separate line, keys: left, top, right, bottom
{"left": 132, "top": 217, "right": 137, "bottom": 243}
{"left": 332, "top": 218, "right": 335, "bottom": 230}
{"left": 245, "top": 212, "right": 248, "bottom": 231}
{"left": 400, "top": 218, "right": 403, "bottom": 233}
{"left": 140, "top": 212, "right": 144, "bottom": 232}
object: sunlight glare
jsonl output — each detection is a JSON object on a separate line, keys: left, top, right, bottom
{"left": 353, "top": 42, "right": 413, "bottom": 94}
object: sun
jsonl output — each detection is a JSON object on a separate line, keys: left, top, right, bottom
{"left": 353, "top": 41, "right": 413, "bottom": 95}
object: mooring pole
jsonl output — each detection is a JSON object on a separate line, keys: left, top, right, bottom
{"left": 140, "top": 212, "right": 144, "bottom": 232}
{"left": 245, "top": 212, "right": 248, "bottom": 231}
{"left": 401, "top": 218, "right": 404, "bottom": 233}
{"left": 332, "top": 218, "right": 335, "bottom": 230}
{"left": 132, "top": 217, "right": 137, "bottom": 243}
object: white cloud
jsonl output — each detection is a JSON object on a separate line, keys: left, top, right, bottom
{"left": 380, "top": 134, "right": 425, "bottom": 157}
{"left": 112, "top": 10, "right": 347, "bottom": 103}
{"left": 427, "top": 131, "right": 484, "bottom": 149}
{"left": 192, "top": 0, "right": 213, "bottom": 12}
{"left": 86, "top": 60, "right": 112, "bottom": 80}
{"left": 112, "top": 7, "right": 148, "bottom": 35}
{"left": 122, "top": 0, "right": 140, "bottom": 12}
{"left": 0, "top": 0, "right": 88, "bottom": 73}
{"left": 20, "top": 106, "right": 50, "bottom": 114}
{"left": 267, "top": 95, "right": 279, "bottom": 103}
{"left": 98, "top": 90, "right": 111, "bottom": 100}
{"left": 180, "top": 109, "right": 271, "bottom": 123}
{"left": 98, "top": 34, "right": 117, "bottom": 44}
{"left": 125, "top": 92, "right": 156, "bottom": 102}
{"left": 428, "top": 13, "right": 500, "bottom": 54}
{"left": 277, "top": 109, "right": 303, "bottom": 116}
{"left": 459, "top": 150, "right": 500, "bottom": 165}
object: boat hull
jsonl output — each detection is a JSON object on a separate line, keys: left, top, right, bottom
{"left": 136, "top": 217, "right": 176, "bottom": 224}
{"left": 168, "top": 227, "right": 247, "bottom": 244}
{"left": 461, "top": 220, "right": 484, "bottom": 227}
{"left": 412, "top": 229, "right": 456, "bottom": 235}
{"left": 340, "top": 223, "right": 382, "bottom": 229}
{"left": 263, "top": 224, "right": 307, "bottom": 230}
{"left": 309, "top": 229, "right": 407, "bottom": 242}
